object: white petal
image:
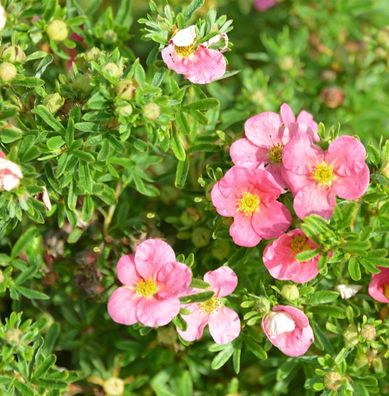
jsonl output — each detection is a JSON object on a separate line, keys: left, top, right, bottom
{"left": 0, "top": 5, "right": 6, "bottom": 30}
{"left": 335, "top": 284, "right": 362, "bottom": 300}
{"left": 2, "top": 174, "right": 20, "bottom": 191}
{"left": 267, "top": 312, "right": 296, "bottom": 338}
{"left": 172, "top": 25, "right": 196, "bottom": 47}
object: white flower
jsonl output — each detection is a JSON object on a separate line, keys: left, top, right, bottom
{"left": 172, "top": 25, "right": 196, "bottom": 47}
{"left": 0, "top": 5, "right": 6, "bottom": 31}
{"left": 42, "top": 187, "right": 52, "bottom": 211}
{"left": 335, "top": 284, "right": 362, "bottom": 300}
{"left": 267, "top": 312, "right": 295, "bottom": 338}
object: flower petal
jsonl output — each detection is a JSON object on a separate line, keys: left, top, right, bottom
{"left": 107, "top": 287, "right": 139, "bottom": 326}
{"left": 229, "top": 212, "right": 262, "bottom": 247}
{"left": 281, "top": 168, "right": 310, "bottom": 196}
{"left": 280, "top": 103, "right": 296, "bottom": 126}
{"left": 171, "top": 25, "right": 196, "bottom": 47}
{"left": 208, "top": 306, "right": 241, "bottom": 344}
{"left": 245, "top": 112, "right": 282, "bottom": 148}
{"left": 156, "top": 261, "right": 192, "bottom": 298}
{"left": 211, "top": 181, "right": 238, "bottom": 217}
{"left": 230, "top": 138, "right": 268, "bottom": 168}
{"left": 297, "top": 111, "right": 319, "bottom": 141}
{"left": 204, "top": 267, "right": 238, "bottom": 297}
{"left": 368, "top": 267, "right": 389, "bottom": 303}
{"left": 136, "top": 297, "right": 180, "bottom": 327}
{"left": 116, "top": 254, "right": 140, "bottom": 286}
{"left": 252, "top": 201, "right": 291, "bottom": 239}
{"left": 177, "top": 304, "right": 209, "bottom": 342}
{"left": 161, "top": 44, "right": 190, "bottom": 74}
{"left": 333, "top": 164, "right": 369, "bottom": 200}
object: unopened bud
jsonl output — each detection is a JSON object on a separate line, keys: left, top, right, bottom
{"left": 0, "top": 62, "right": 17, "bottom": 82}
{"left": 0, "top": 45, "right": 26, "bottom": 63}
{"left": 143, "top": 102, "right": 160, "bottom": 121}
{"left": 84, "top": 47, "right": 101, "bottom": 62}
{"left": 5, "top": 329, "right": 23, "bottom": 345}
{"left": 103, "top": 29, "right": 118, "bottom": 44}
{"left": 103, "top": 377, "right": 125, "bottom": 396}
{"left": 321, "top": 86, "right": 345, "bottom": 109}
{"left": 361, "top": 324, "right": 376, "bottom": 341}
{"left": 279, "top": 56, "right": 294, "bottom": 71}
{"left": 116, "top": 103, "right": 133, "bottom": 117}
{"left": 281, "top": 284, "right": 300, "bottom": 301}
{"left": 47, "top": 20, "right": 68, "bottom": 42}
{"left": 255, "top": 297, "right": 271, "bottom": 315}
{"left": 102, "top": 62, "right": 123, "bottom": 79}
{"left": 324, "top": 372, "right": 344, "bottom": 391}
{"left": 343, "top": 325, "right": 358, "bottom": 347}
{"left": 192, "top": 227, "right": 212, "bottom": 248}
{"left": 43, "top": 93, "right": 64, "bottom": 114}
{"left": 115, "top": 79, "right": 137, "bottom": 101}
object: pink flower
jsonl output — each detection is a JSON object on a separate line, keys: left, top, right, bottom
{"left": 263, "top": 229, "right": 319, "bottom": 283}
{"left": 211, "top": 166, "right": 291, "bottom": 247}
{"left": 0, "top": 151, "right": 22, "bottom": 191}
{"left": 368, "top": 267, "right": 389, "bottom": 303}
{"left": 262, "top": 305, "right": 314, "bottom": 356}
{"left": 107, "top": 239, "right": 192, "bottom": 327}
{"left": 161, "top": 25, "right": 227, "bottom": 84}
{"left": 254, "top": 0, "right": 277, "bottom": 12}
{"left": 282, "top": 134, "right": 370, "bottom": 219}
{"left": 230, "top": 103, "right": 318, "bottom": 187}
{"left": 177, "top": 267, "right": 240, "bottom": 344}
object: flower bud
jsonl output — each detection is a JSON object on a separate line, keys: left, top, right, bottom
{"left": 279, "top": 56, "right": 294, "bottom": 71}
{"left": 324, "top": 372, "right": 344, "bottom": 391}
{"left": 321, "top": 86, "right": 345, "bottom": 108}
{"left": 102, "top": 62, "right": 123, "bottom": 79}
{"left": 43, "top": 93, "right": 64, "bottom": 114}
{"left": 0, "top": 62, "right": 17, "bottom": 82}
{"left": 115, "top": 79, "right": 137, "bottom": 101}
{"left": 116, "top": 103, "right": 133, "bottom": 117}
{"left": 255, "top": 297, "right": 271, "bottom": 315}
{"left": 5, "top": 329, "right": 23, "bottom": 345}
{"left": 143, "top": 102, "right": 160, "bottom": 121}
{"left": 47, "top": 19, "right": 68, "bottom": 42}
{"left": 281, "top": 284, "right": 300, "bottom": 301}
{"left": 103, "top": 377, "right": 125, "bottom": 396}
{"left": 84, "top": 47, "right": 101, "bottom": 62}
{"left": 191, "top": 227, "right": 212, "bottom": 248}
{"left": 361, "top": 324, "right": 376, "bottom": 341}
{"left": 0, "top": 45, "right": 26, "bottom": 63}
{"left": 343, "top": 325, "right": 358, "bottom": 347}
{"left": 103, "top": 29, "right": 118, "bottom": 44}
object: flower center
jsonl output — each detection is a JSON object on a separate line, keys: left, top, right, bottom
{"left": 268, "top": 144, "right": 283, "bottom": 164}
{"left": 312, "top": 162, "right": 334, "bottom": 186}
{"left": 200, "top": 297, "right": 221, "bottom": 314}
{"left": 384, "top": 285, "right": 389, "bottom": 299}
{"left": 237, "top": 192, "right": 260, "bottom": 216}
{"left": 290, "top": 235, "right": 310, "bottom": 255}
{"left": 135, "top": 278, "right": 158, "bottom": 297}
{"left": 175, "top": 44, "right": 197, "bottom": 57}
{"left": 267, "top": 312, "right": 296, "bottom": 338}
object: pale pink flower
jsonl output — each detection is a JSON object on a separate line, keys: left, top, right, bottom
{"left": 230, "top": 103, "right": 318, "bottom": 187}
{"left": 177, "top": 267, "right": 240, "bottom": 344}
{"left": 161, "top": 25, "right": 227, "bottom": 84}
{"left": 107, "top": 239, "right": 192, "bottom": 327}
{"left": 263, "top": 229, "right": 319, "bottom": 283}
{"left": 282, "top": 134, "right": 370, "bottom": 219}
{"left": 254, "top": 0, "right": 277, "bottom": 12}
{"left": 0, "top": 151, "right": 23, "bottom": 191}
{"left": 262, "top": 305, "right": 314, "bottom": 356}
{"left": 211, "top": 166, "right": 291, "bottom": 247}
{"left": 368, "top": 267, "right": 389, "bottom": 303}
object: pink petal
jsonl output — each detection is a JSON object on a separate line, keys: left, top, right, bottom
{"left": 230, "top": 138, "right": 268, "bottom": 168}
{"left": 116, "top": 254, "right": 140, "bottom": 286}
{"left": 297, "top": 111, "right": 319, "bottom": 141}
{"left": 230, "top": 212, "right": 262, "bottom": 247}
{"left": 252, "top": 201, "right": 291, "bottom": 239}
{"left": 368, "top": 267, "right": 389, "bottom": 303}
{"left": 204, "top": 267, "right": 238, "bottom": 297}
{"left": 282, "top": 134, "right": 324, "bottom": 175}
{"left": 184, "top": 46, "right": 226, "bottom": 84}
{"left": 208, "top": 306, "right": 241, "bottom": 344}
{"left": 107, "top": 287, "right": 139, "bottom": 326}
{"left": 273, "top": 305, "right": 310, "bottom": 328}
{"left": 134, "top": 239, "right": 176, "bottom": 279}
{"left": 254, "top": 0, "right": 277, "bottom": 11}
{"left": 244, "top": 112, "right": 282, "bottom": 148}
{"left": 0, "top": 158, "right": 23, "bottom": 178}
{"left": 252, "top": 168, "right": 284, "bottom": 204}
{"left": 326, "top": 136, "right": 367, "bottom": 177}
{"left": 217, "top": 166, "right": 253, "bottom": 200}
{"left": 211, "top": 181, "right": 238, "bottom": 217}
{"left": 333, "top": 164, "right": 369, "bottom": 200}
{"left": 136, "top": 297, "right": 180, "bottom": 327}
{"left": 177, "top": 304, "right": 209, "bottom": 342}
{"left": 281, "top": 168, "right": 310, "bottom": 196}
{"left": 156, "top": 261, "right": 192, "bottom": 299}
{"left": 280, "top": 103, "right": 296, "bottom": 126}
{"left": 161, "top": 44, "right": 190, "bottom": 74}
{"left": 293, "top": 183, "right": 336, "bottom": 220}
{"left": 265, "top": 163, "right": 287, "bottom": 189}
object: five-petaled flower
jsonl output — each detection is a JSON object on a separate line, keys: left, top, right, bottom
{"left": 107, "top": 239, "right": 192, "bottom": 327}
{"left": 211, "top": 166, "right": 291, "bottom": 247}
{"left": 368, "top": 267, "right": 389, "bottom": 303}
{"left": 262, "top": 305, "right": 314, "bottom": 356}
{"left": 263, "top": 229, "right": 320, "bottom": 283}
{"left": 177, "top": 266, "right": 241, "bottom": 344}
{"left": 230, "top": 103, "right": 318, "bottom": 187}
{"left": 282, "top": 134, "right": 369, "bottom": 219}
{"left": 161, "top": 25, "right": 227, "bottom": 84}
{"left": 0, "top": 151, "right": 23, "bottom": 191}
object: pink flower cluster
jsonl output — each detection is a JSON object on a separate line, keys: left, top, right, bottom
{"left": 108, "top": 239, "right": 240, "bottom": 344}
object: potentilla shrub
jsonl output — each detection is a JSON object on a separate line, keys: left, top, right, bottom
{"left": 0, "top": 0, "right": 388, "bottom": 395}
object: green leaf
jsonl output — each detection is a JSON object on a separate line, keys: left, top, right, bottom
{"left": 183, "top": 98, "right": 219, "bottom": 112}
{"left": 306, "top": 291, "right": 339, "bottom": 305}
{"left": 11, "top": 227, "right": 38, "bottom": 258}
{"left": 33, "top": 354, "right": 56, "bottom": 378}
{"left": 175, "top": 158, "right": 189, "bottom": 189}
{"left": 295, "top": 249, "right": 320, "bottom": 262}
{"left": 232, "top": 339, "right": 242, "bottom": 374}
{"left": 348, "top": 257, "right": 361, "bottom": 281}
{"left": 189, "top": 279, "right": 210, "bottom": 289}
{"left": 35, "top": 105, "right": 64, "bottom": 132}
{"left": 183, "top": 0, "right": 205, "bottom": 20}
{"left": 180, "top": 291, "right": 214, "bottom": 304}
{"left": 171, "top": 130, "right": 186, "bottom": 161}
{"left": 245, "top": 337, "right": 267, "bottom": 360}
{"left": 115, "top": 0, "right": 132, "bottom": 26}
{"left": 211, "top": 344, "right": 234, "bottom": 370}
{"left": 178, "top": 371, "right": 193, "bottom": 396}
{"left": 47, "top": 136, "right": 65, "bottom": 151}
{"left": 17, "top": 286, "right": 50, "bottom": 300}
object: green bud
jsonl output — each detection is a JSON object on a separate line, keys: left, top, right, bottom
{"left": 84, "top": 47, "right": 101, "bottom": 62}
{"left": 0, "top": 62, "right": 17, "bottom": 82}
{"left": 71, "top": 74, "right": 92, "bottom": 94}
{"left": 143, "top": 102, "right": 160, "bottom": 121}
{"left": 5, "top": 328, "right": 23, "bottom": 345}
{"left": 281, "top": 284, "right": 300, "bottom": 301}
{"left": 255, "top": 297, "right": 271, "bottom": 315}
{"left": 47, "top": 19, "right": 68, "bottom": 42}
{"left": 191, "top": 227, "right": 212, "bottom": 248}
{"left": 102, "top": 62, "right": 123, "bottom": 79}
{"left": 43, "top": 93, "right": 64, "bottom": 114}
{"left": 115, "top": 79, "right": 137, "bottom": 101}
{"left": 103, "top": 377, "right": 125, "bottom": 396}
{"left": 343, "top": 325, "right": 359, "bottom": 347}
{"left": 361, "top": 324, "right": 376, "bottom": 341}
{"left": 0, "top": 45, "right": 26, "bottom": 63}
{"left": 116, "top": 103, "right": 133, "bottom": 117}
{"left": 103, "top": 29, "right": 118, "bottom": 44}
{"left": 324, "top": 372, "right": 344, "bottom": 391}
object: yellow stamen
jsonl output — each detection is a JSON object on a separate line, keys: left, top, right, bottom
{"left": 237, "top": 192, "right": 260, "bottom": 216}
{"left": 384, "top": 285, "right": 389, "bottom": 299}
{"left": 175, "top": 44, "right": 197, "bottom": 57}
{"left": 312, "top": 162, "right": 334, "bottom": 186}
{"left": 290, "top": 235, "right": 310, "bottom": 255}
{"left": 268, "top": 144, "right": 283, "bottom": 164}
{"left": 200, "top": 297, "right": 221, "bottom": 314}
{"left": 135, "top": 278, "right": 158, "bottom": 298}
